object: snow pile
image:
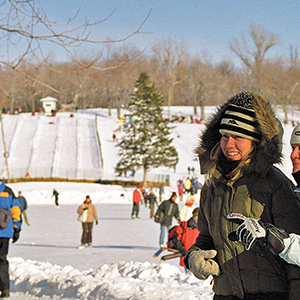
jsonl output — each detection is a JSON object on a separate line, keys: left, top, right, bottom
{"left": 10, "top": 258, "right": 213, "bottom": 300}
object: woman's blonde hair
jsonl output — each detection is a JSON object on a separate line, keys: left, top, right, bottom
{"left": 186, "top": 195, "right": 195, "bottom": 203}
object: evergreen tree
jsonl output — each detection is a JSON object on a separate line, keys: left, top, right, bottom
{"left": 115, "top": 72, "right": 178, "bottom": 186}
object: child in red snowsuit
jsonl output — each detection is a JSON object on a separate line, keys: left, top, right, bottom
{"left": 168, "top": 207, "right": 199, "bottom": 267}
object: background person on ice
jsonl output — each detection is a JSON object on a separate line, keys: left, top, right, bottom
{"left": 0, "top": 181, "right": 22, "bottom": 298}
{"left": 52, "top": 188, "right": 59, "bottom": 208}
{"left": 155, "top": 191, "right": 180, "bottom": 247}
{"left": 146, "top": 187, "right": 157, "bottom": 219}
{"left": 184, "top": 91, "right": 300, "bottom": 300}
{"left": 77, "top": 195, "right": 98, "bottom": 249}
{"left": 169, "top": 207, "right": 199, "bottom": 272}
{"left": 17, "top": 191, "right": 30, "bottom": 226}
{"left": 131, "top": 184, "right": 143, "bottom": 219}
{"left": 225, "top": 123, "right": 300, "bottom": 268}
{"left": 179, "top": 195, "right": 196, "bottom": 221}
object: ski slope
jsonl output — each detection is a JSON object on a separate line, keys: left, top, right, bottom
{"left": 0, "top": 107, "right": 207, "bottom": 187}
{"left": 0, "top": 113, "right": 102, "bottom": 181}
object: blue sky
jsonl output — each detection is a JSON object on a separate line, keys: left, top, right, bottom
{"left": 20, "top": 1, "right": 300, "bottom": 65}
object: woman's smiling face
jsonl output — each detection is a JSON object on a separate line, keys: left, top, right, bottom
{"left": 220, "top": 133, "right": 252, "bottom": 161}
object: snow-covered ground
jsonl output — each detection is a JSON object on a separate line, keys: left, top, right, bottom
{"left": 0, "top": 105, "right": 298, "bottom": 299}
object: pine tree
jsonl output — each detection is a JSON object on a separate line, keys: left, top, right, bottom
{"left": 115, "top": 72, "right": 178, "bottom": 186}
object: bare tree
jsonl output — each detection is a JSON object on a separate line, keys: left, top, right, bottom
{"left": 151, "top": 38, "right": 187, "bottom": 117}
{"left": 264, "top": 59, "right": 300, "bottom": 124}
{"left": 229, "top": 25, "right": 279, "bottom": 86}
{"left": 0, "top": 0, "right": 150, "bottom": 102}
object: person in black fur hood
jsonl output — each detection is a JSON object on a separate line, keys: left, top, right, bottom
{"left": 184, "top": 91, "right": 300, "bottom": 300}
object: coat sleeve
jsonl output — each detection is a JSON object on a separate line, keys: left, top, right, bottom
{"left": 174, "top": 204, "right": 180, "bottom": 221}
{"left": 171, "top": 225, "right": 186, "bottom": 255}
{"left": 77, "top": 205, "right": 84, "bottom": 214}
{"left": 279, "top": 234, "right": 300, "bottom": 266}
{"left": 93, "top": 205, "right": 98, "bottom": 221}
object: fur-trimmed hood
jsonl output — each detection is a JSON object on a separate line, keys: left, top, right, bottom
{"left": 196, "top": 91, "right": 283, "bottom": 176}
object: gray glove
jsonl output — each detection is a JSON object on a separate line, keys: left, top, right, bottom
{"left": 188, "top": 250, "right": 220, "bottom": 280}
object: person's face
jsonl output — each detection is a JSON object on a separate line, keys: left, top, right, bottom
{"left": 86, "top": 198, "right": 91, "bottom": 203}
{"left": 172, "top": 195, "right": 177, "bottom": 202}
{"left": 220, "top": 133, "right": 252, "bottom": 161}
{"left": 193, "top": 215, "right": 198, "bottom": 223}
{"left": 291, "top": 144, "right": 300, "bottom": 173}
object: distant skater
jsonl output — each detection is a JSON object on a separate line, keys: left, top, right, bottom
{"left": 17, "top": 191, "right": 30, "bottom": 226}
{"left": 77, "top": 196, "right": 98, "bottom": 249}
{"left": 52, "top": 189, "right": 59, "bottom": 208}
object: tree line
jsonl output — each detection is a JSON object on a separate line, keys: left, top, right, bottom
{"left": 0, "top": 1, "right": 299, "bottom": 124}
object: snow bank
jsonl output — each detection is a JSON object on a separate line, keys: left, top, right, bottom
{"left": 10, "top": 258, "right": 213, "bottom": 300}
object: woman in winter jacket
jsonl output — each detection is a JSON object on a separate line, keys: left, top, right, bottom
{"left": 77, "top": 195, "right": 98, "bottom": 249}
{"left": 185, "top": 91, "right": 300, "bottom": 300}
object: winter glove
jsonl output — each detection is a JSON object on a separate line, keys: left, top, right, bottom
{"left": 227, "top": 213, "right": 289, "bottom": 255}
{"left": 95, "top": 220, "right": 98, "bottom": 225}
{"left": 83, "top": 207, "right": 88, "bottom": 211}
{"left": 12, "top": 228, "right": 21, "bottom": 243}
{"left": 180, "top": 248, "right": 187, "bottom": 256}
{"left": 188, "top": 250, "right": 220, "bottom": 280}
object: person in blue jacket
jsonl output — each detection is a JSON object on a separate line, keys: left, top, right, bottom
{"left": 0, "top": 181, "right": 22, "bottom": 298}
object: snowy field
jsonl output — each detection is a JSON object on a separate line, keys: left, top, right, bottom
{"left": 0, "top": 105, "right": 299, "bottom": 299}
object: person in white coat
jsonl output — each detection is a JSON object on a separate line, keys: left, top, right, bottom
{"left": 179, "top": 195, "right": 196, "bottom": 221}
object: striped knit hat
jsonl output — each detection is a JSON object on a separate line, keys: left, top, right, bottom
{"left": 219, "top": 92, "right": 261, "bottom": 142}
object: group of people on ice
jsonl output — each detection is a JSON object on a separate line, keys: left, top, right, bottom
{"left": 177, "top": 176, "right": 202, "bottom": 200}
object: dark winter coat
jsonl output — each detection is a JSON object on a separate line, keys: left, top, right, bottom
{"left": 17, "top": 196, "right": 27, "bottom": 212}
{"left": 52, "top": 190, "right": 59, "bottom": 199}
{"left": 146, "top": 193, "right": 157, "bottom": 205}
{"left": 156, "top": 199, "right": 180, "bottom": 226}
{"left": 186, "top": 91, "right": 300, "bottom": 299}
{"left": 292, "top": 170, "right": 300, "bottom": 188}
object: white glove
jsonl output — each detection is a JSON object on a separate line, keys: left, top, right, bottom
{"left": 227, "top": 213, "right": 289, "bottom": 255}
{"left": 227, "top": 213, "right": 266, "bottom": 250}
{"left": 188, "top": 250, "right": 220, "bottom": 280}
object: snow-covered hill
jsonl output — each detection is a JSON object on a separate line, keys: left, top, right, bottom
{"left": 0, "top": 113, "right": 102, "bottom": 181}
{"left": 0, "top": 107, "right": 210, "bottom": 188}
